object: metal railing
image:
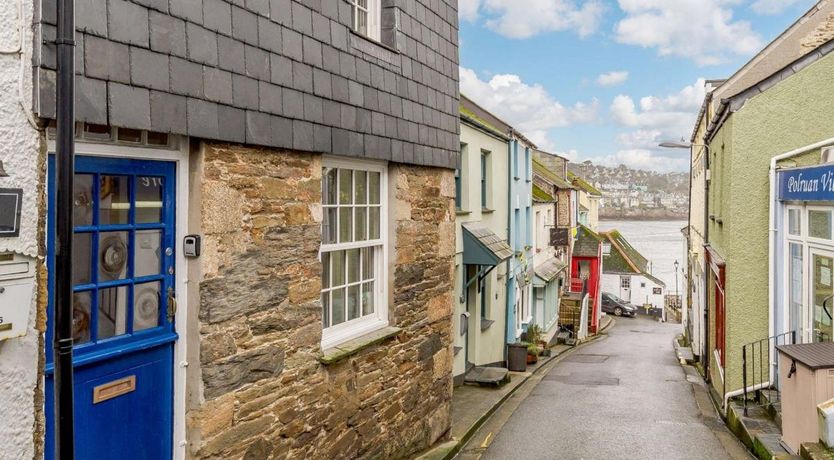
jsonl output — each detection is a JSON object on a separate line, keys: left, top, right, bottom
{"left": 742, "top": 330, "right": 796, "bottom": 416}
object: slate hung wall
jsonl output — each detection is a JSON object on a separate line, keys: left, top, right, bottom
{"left": 32, "top": 0, "right": 460, "bottom": 457}
{"left": 35, "top": 0, "right": 460, "bottom": 169}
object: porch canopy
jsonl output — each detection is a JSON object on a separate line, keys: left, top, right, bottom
{"left": 462, "top": 223, "right": 513, "bottom": 266}
{"left": 535, "top": 257, "right": 567, "bottom": 284}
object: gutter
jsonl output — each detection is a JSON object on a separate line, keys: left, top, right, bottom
{"left": 768, "top": 137, "right": 834, "bottom": 385}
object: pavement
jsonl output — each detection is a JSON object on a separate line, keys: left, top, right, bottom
{"left": 462, "top": 316, "right": 752, "bottom": 460}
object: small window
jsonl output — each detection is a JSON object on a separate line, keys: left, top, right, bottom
{"left": 480, "top": 150, "right": 489, "bottom": 210}
{"left": 809, "top": 210, "right": 832, "bottom": 240}
{"left": 455, "top": 144, "right": 465, "bottom": 210}
{"left": 321, "top": 159, "right": 387, "bottom": 349}
{"left": 350, "top": 0, "right": 381, "bottom": 41}
{"left": 602, "top": 242, "right": 611, "bottom": 255}
{"left": 788, "top": 208, "right": 801, "bottom": 237}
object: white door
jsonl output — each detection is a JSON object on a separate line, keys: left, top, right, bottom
{"left": 620, "top": 276, "right": 631, "bottom": 302}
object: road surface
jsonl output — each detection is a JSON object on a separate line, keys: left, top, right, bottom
{"left": 480, "top": 316, "right": 749, "bottom": 460}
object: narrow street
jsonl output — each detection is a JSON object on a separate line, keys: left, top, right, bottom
{"left": 480, "top": 317, "right": 749, "bottom": 460}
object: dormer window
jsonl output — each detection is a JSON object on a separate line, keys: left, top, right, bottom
{"left": 350, "top": 0, "right": 381, "bottom": 41}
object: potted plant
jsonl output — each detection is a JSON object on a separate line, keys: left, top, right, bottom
{"left": 526, "top": 343, "right": 539, "bottom": 364}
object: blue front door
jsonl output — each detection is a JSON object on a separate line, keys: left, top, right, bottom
{"left": 46, "top": 155, "right": 177, "bottom": 459}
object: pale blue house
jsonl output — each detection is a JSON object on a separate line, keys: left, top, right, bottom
{"left": 506, "top": 135, "right": 536, "bottom": 345}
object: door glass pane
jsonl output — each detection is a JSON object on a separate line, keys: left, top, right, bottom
{"left": 809, "top": 210, "right": 832, "bottom": 239}
{"left": 812, "top": 253, "right": 834, "bottom": 343}
{"left": 135, "top": 176, "right": 164, "bottom": 223}
{"left": 133, "top": 282, "right": 160, "bottom": 332}
{"left": 72, "top": 233, "right": 92, "bottom": 285}
{"left": 72, "top": 291, "right": 92, "bottom": 344}
{"left": 98, "top": 286, "right": 128, "bottom": 340}
{"left": 98, "top": 232, "right": 129, "bottom": 281}
{"left": 789, "top": 243, "right": 803, "bottom": 339}
{"left": 788, "top": 209, "right": 801, "bottom": 236}
{"left": 99, "top": 175, "right": 130, "bottom": 224}
{"left": 134, "top": 230, "right": 162, "bottom": 277}
{"left": 73, "top": 174, "right": 94, "bottom": 227}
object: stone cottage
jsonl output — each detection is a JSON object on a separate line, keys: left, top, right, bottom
{"left": 0, "top": 0, "right": 460, "bottom": 458}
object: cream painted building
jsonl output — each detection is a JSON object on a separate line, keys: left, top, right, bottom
{"left": 453, "top": 95, "right": 512, "bottom": 383}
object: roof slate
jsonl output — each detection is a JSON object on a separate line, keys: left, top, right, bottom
{"left": 535, "top": 257, "right": 567, "bottom": 282}
{"left": 568, "top": 172, "right": 603, "bottom": 196}
{"left": 601, "top": 230, "right": 666, "bottom": 287}
{"left": 573, "top": 224, "right": 603, "bottom": 258}
{"left": 533, "top": 183, "right": 555, "bottom": 202}
{"left": 462, "top": 223, "right": 514, "bottom": 262}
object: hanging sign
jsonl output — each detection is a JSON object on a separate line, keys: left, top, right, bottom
{"left": 778, "top": 165, "right": 834, "bottom": 202}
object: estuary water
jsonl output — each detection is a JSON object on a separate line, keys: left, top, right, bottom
{"left": 598, "top": 220, "right": 687, "bottom": 295}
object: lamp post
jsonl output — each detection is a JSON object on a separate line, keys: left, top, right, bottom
{"left": 674, "top": 259, "right": 680, "bottom": 306}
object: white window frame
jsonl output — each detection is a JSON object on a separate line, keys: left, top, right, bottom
{"left": 350, "top": 0, "right": 382, "bottom": 42}
{"left": 320, "top": 156, "right": 389, "bottom": 350}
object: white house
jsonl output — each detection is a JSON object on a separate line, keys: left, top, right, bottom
{"left": 600, "top": 230, "right": 666, "bottom": 309}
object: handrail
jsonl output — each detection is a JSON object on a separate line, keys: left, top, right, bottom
{"left": 742, "top": 330, "right": 796, "bottom": 416}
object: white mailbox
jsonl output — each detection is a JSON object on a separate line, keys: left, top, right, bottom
{"left": 0, "top": 252, "right": 36, "bottom": 341}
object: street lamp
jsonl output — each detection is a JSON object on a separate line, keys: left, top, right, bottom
{"left": 674, "top": 260, "right": 680, "bottom": 302}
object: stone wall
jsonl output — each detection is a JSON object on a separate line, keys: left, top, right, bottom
{"left": 556, "top": 189, "right": 571, "bottom": 228}
{"left": 188, "top": 142, "right": 454, "bottom": 459}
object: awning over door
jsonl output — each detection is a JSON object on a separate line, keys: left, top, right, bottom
{"left": 535, "top": 257, "right": 567, "bottom": 282}
{"left": 462, "top": 223, "right": 513, "bottom": 266}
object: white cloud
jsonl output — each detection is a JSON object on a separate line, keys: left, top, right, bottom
{"left": 596, "top": 71, "right": 630, "bottom": 87}
{"left": 610, "top": 78, "right": 706, "bottom": 141}
{"left": 590, "top": 149, "right": 691, "bottom": 173}
{"left": 615, "top": 0, "right": 764, "bottom": 66}
{"left": 750, "top": 0, "right": 805, "bottom": 15}
{"left": 459, "top": 0, "right": 605, "bottom": 39}
{"left": 460, "top": 67, "right": 600, "bottom": 150}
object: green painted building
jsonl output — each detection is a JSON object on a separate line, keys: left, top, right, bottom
{"left": 697, "top": 21, "right": 834, "bottom": 405}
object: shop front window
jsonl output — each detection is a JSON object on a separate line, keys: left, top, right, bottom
{"left": 809, "top": 210, "right": 832, "bottom": 240}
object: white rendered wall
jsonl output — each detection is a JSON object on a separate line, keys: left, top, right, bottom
{"left": 0, "top": 0, "right": 44, "bottom": 457}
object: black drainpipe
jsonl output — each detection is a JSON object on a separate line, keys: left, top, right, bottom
{"left": 703, "top": 147, "right": 711, "bottom": 384}
{"left": 54, "top": 0, "right": 77, "bottom": 456}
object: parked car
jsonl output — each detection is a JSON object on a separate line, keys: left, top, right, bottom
{"left": 601, "top": 292, "right": 637, "bottom": 317}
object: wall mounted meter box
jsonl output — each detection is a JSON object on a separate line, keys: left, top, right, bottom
{"left": 0, "top": 252, "right": 36, "bottom": 341}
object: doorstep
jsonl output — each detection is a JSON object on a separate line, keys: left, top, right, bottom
{"left": 413, "top": 322, "right": 614, "bottom": 460}
{"left": 726, "top": 400, "right": 794, "bottom": 460}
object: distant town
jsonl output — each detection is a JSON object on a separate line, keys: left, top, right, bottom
{"left": 568, "top": 162, "right": 690, "bottom": 220}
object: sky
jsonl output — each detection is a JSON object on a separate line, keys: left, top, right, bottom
{"left": 458, "top": 0, "right": 819, "bottom": 173}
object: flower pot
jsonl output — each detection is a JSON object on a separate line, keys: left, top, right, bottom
{"left": 527, "top": 352, "right": 538, "bottom": 364}
{"left": 507, "top": 343, "right": 528, "bottom": 372}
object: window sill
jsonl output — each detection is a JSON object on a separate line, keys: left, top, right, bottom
{"left": 480, "top": 318, "right": 495, "bottom": 331}
{"left": 349, "top": 30, "right": 401, "bottom": 66}
{"left": 481, "top": 208, "right": 495, "bottom": 214}
{"left": 456, "top": 210, "right": 471, "bottom": 216}
{"left": 319, "top": 326, "right": 402, "bottom": 365}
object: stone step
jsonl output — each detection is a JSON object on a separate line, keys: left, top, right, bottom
{"left": 800, "top": 442, "right": 834, "bottom": 460}
{"left": 728, "top": 400, "right": 789, "bottom": 460}
{"left": 463, "top": 366, "right": 510, "bottom": 387}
